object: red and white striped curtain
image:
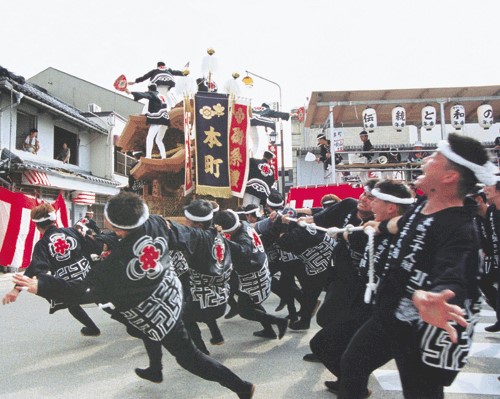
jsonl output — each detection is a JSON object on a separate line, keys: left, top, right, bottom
{"left": 71, "top": 191, "right": 96, "bottom": 205}
{"left": 0, "top": 187, "right": 69, "bottom": 269}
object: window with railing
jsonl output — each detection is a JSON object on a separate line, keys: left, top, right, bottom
{"left": 114, "top": 150, "right": 136, "bottom": 177}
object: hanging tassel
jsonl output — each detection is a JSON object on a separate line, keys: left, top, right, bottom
{"left": 201, "top": 48, "right": 218, "bottom": 77}
{"left": 224, "top": 72, "right": 242, "bottom": 97}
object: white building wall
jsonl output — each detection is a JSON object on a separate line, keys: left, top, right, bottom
{"left": 0, "top": 98, "right": 17, "bottom": 150}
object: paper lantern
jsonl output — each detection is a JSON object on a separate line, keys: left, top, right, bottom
{"left": 421, "top": 105, "right": 436, "bottom": 131}
{"left": 477, "top": 104, "right": 494, "bottom": 129}
{"left": 362, "top": 107, "right": 377, "bottom": 133}
{"left": 392, "top": 105, "right": 406, "bottom": 131}
{"left": 450, "top": 104, "right": 465, "bottom": 130}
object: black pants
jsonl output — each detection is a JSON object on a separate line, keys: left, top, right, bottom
{"left": 270, "top": 260, "right": 302, "bottom": 315}
{"left": 479, "top": 264, "right": 500, "bottom": 321}
{"left": 117, "top": 313, "right": 251, "bottom": 395}
{"left": 291, "top": 262, "right": 326, "bottom": 324}
{"left": 238, "top": 292, "right": 283, "bottom": 331}
{"left": 310, "top": 313, "right": 370, "bottom": 377}
{"left": 227, "top": 271, "right": 240, "bottom": 310}
{"left": 67, "top": 305, "right": 99, "bottom": 330}
{"left": 183, "top": 301, "right": 226, "bottom": 352}
{"left": 339, "top": 314, "right": 446, "bottom": 399}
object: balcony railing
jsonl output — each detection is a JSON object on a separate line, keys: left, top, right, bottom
{"left": 114, "top": 151, "right": 136, "bottom": 177}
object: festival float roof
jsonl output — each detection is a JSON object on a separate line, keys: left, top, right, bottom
{"left": 305, "top": 85, "right": 500, "bottom": 129}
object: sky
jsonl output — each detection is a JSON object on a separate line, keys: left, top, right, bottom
{"left": 3, "top": 0, "right": 499, "bottom": 114}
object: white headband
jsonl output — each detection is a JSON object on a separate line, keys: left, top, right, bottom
{"left": 245, "top": 209, "right": 263, "bottom": 218}
{"left": 322, "top": 200, "right": 336, "bottom": 205}
{"left": 267, "top": 198, "right": 284, "bottom": 207}
{"left": 371, "top": 188, "right": 415, "bottom": 204}
{"left": 221, "top": 210, "right": 240, "bottom": 233}
{"left": 105, "top": 203, "right": 149, "bottom": 230}
{"left": 32, "top": 211, "right": 57, "bottom": 223}
{"left": 184, "top": 209, "right": 213, "bottom": 222}
{"left": 437, "top": 141, "right": 497, "bottom": 186}
{"left": 211, "top": 204, "right": 220, "bottom": 213}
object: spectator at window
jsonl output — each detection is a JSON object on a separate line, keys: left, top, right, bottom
{"left": 23, "top": 128, "right": 40, "bottom": 154}
{"left": 56, "top": 143, "right": 71, "bottom": 164}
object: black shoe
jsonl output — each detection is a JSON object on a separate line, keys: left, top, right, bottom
{"left": 225, "top": 306, "right": 239, "bottom": 319}
{"left": 210, "top": 336, "right": 225, "bottom": 345}
{"left": 253, "top": 329, "right": 277, "bottom": 339}
{"left": 303, "top": 353, "right": 321, "bottom": 362}
{"left": 485, "top": 322, "right": 500, "bottom": 332}
{"left": 289, "top": 319, "right": 310, "bottom": 331}
{"left": 324, "top": 380, "right": 371, "bottom": 398}
{"left": 324, "top": 380, "right": 339, "bottom": 392}
{"left": 80, "top": 326, "right": 100, "bottom": 337}
{"left": 135, "top": 367, "right": 163, "bottom": 383}
{"left": 275, "top": 300, "right": 286, "bottom": 312}
{"left": 286, "top": 313, "right": 299, "bottom": 323}
{"left": 237, "top": 382, "right": 256, "bottom": 399}
{"left": 277, "top": 318, "right": 288, "bottom": 339}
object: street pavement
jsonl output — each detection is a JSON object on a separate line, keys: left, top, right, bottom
{"left": 1, "top": 272, "right": 499, "bottom": 399}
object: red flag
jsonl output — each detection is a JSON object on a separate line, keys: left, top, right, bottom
{"left": 229, "top": 101, "right": 249, "bottom": 197}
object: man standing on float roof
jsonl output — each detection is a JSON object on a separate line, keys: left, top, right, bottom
{"left": 128, "top": 61, "right": 184, "bottom": 101}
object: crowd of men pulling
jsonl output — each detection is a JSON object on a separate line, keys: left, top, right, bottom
{"left": 3, "top": 133, "right": 500, "bottom": 399}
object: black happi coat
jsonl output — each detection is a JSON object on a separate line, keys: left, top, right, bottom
{"left": 313, "top": 198, "right": 359, "bottom": 228}
{"left": 362, "top": 139, "right": 374, "bottom": 161}
{"left": 254, "top": 216, "right": 299, "bottom": 265}
{"left": 166, "top": 221, "right": 232, "bottom": 311}
{"left": 476, "top": 204, "right": 500, "bottom": 272}
{"left": 345, "top": 230, "right": 395, "bottom": 322}
{"left": 196, "top": 78, "right": 218, "bottom": 93}
{"left": 319, "top": 141, "right": 331, "bottom": 170}
{"left": 377, "top": 203, "right": 481, "bottom": 379}
{"left": 134, "top": 66, "right": 183, "bottom": 90}
{"left": 36, "top": 216, "right": 184, "bottom": 341}
{"left": 276, "top": 221, "right": 336, "bottom": 276}
{"left": 24, "top": 225, "right": 100, "bottom": 313}
{"left": 226, "top": 221, "right": 271, "bottom": 304}
{"left": 311, "top": 198, "right": 371, "bottom": 327}
{"left": 245, "top": 159, "right": 276, "bottom": 202}
{"left": 131, "top": 90, "right": 170, "bottom": 126}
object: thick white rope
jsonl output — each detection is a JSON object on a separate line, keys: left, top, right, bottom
{"left": 363, "top": 226, "right": 376, "bottom": 304}
{"left": 287, "top": 218, "right": 376, "bottom": 304}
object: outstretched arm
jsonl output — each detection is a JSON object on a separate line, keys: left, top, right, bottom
{"left": 11, "top": 274, "right": 38, "bottom": 294}
{"left": 412, "top": 289, "right": 467, "bottom": 344}
{"left": 2, "top": 287, "right": 21, "bottom": 305}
